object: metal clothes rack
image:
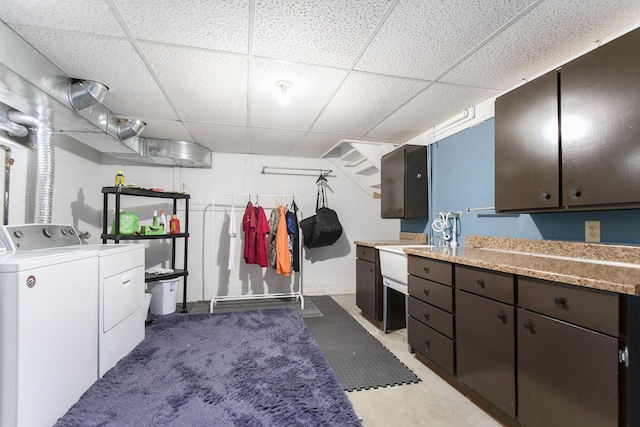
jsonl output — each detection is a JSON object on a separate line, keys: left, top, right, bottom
{"left": 210, "top": 193, "right": 304, "bottom": 313}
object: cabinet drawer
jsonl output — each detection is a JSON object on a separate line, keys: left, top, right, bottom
{"left": 356, "top": 245, "right": 376, "bottom": 263}
{"left": 408, "top": 256, "right": 452, "bottom": 286}
{"left": 408, "top": 317, "right": 454, "bottom": 375}
{"left": 455, "top": 265, "right": 514, "bottom": 304}
{"left": 408, "top": 297, "right": 454, "bottom": 339}
{"left": 518, "top": 277, "right": 619, "bottom": 336}
{"left": 408, "top": 275, "right": 453, "bottom": 312}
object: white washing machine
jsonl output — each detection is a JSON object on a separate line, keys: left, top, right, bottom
{"left": 0, "top": 228, "right": 99, "bottom": 427}
{"left": 0, "top": 224, "right": 146, "bottom": 427}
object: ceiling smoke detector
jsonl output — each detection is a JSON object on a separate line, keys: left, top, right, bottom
{"left": 276, "top": 80, "right": 292, "bottom": 106}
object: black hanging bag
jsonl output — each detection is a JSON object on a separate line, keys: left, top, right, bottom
{"left": 301, "top": 182, "right": 342, "bottom": 248}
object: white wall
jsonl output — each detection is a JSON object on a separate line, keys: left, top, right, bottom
{"left": 3, "top": 131, "right": 399, "bottom": 302}
{"left": 97, "top": 152, "right": 400, "bottom": 302}
{"left": 1, "top": 133, "right": 103, "bottom": 235}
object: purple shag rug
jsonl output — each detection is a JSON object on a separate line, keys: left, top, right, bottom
{"left": 56, "top": 308, "right": 361, "bottom": 426}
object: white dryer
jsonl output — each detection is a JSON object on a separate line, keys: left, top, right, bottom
{"left": 77, "top": 243, "right": 145, "bottom": 377}
{"left": 0, "top": 232, "right": 99, "bottom": 427}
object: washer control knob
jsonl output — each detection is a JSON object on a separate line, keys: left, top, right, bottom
{"left": 13, "top": 230, "right": 23, "bottom": 238}
{"left": 43, "top": 228, "right": 54, "bottom": 238}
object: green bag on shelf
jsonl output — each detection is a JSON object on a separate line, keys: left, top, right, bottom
{"left": 110, "top": 211, "right": 139, "bottom": 235}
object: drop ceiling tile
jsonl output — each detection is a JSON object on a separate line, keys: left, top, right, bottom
{"left": 441, "top": 0, "right": 640, "bottom": 91}
{"left": 132, "top": 118, "right": 192, "bottom": 141}
{"left": 0, "top": 0, "right": 126, "bottom": 37}
{"left": 188, "top": 122, "right": 248, "bottom": 154}
{"left": 248, "top": 127, "right": 307, "bottom": 156}
{"left": 312, "top": 72, "right": 426, "bottom": 135}
{"left": 250, "top": 58, "right": 346, "bottom": 130}
{"left": 293, "top": 132, "right": 360, "bottom": 158}
{"left": 367, "top": 82, "right": 498, "bottom": 140}
{"left": 355, "top": 0, "right": 532, "bottom": 80}
{"left": 10, "top": 27, "right": 176, "bottom": 119}
{"left": 253, "top": 0, "right": 392, "bottom": 68}
{"left": 142, "top": 43, "right": 247, "bottom": 125}
{"left": 116, "top": 0, "right": 249, "bottom": 53}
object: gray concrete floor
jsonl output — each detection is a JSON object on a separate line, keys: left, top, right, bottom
{"left": 331, "top": 294, "right": 502, "bottom": 427}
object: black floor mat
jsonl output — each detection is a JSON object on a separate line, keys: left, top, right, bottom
{"left": 305, "top": 296, "right": 421, "bottom": 392}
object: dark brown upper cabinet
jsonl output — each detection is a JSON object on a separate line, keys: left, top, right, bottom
{"left": 561, "top": 28, "right": 640, "bottom": 207}
{"left": 495, "top": 27, "right": 640, "bottom": 212}
{"left": 495, "top": 70, "right": 559, "bottom": 211}
{"left": 381, "top": 145, "right": 428, "bottom": 218}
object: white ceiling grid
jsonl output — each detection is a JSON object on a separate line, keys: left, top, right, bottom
{"left": 1, "top": 0, "right": 639, "bottom": 158}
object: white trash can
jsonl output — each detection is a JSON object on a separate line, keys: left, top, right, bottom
{"left": 143, "top": 293, "right": 152, "bottom": 317}
{"left": 148, "top": 280, "right": 178, "bottom": 315}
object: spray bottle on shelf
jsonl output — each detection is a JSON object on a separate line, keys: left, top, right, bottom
{"left": 159, "top": 210, "right": 167, "bottom": 234}
{"left": 115, "top": 170, "right": 125, "bottom": 186}
{"left": 170, "top": 214, "right": 180, "bottom": 234}
{"left": 152, "top": 211, "right": 158, "bottom": 227}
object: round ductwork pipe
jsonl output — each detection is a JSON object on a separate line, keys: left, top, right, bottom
{"left": 117, "top": 118, "right": 146, "bottom": 140}
{"left": 68, "top": 80, "right": 109, "bottom": 112}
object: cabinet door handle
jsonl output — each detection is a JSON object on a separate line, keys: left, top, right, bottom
{"left": 541, "top": 192, "right": 551, "bottom": 200}
{"left": 423, "top": 289, "right": 430, "bottom": 297}
{"left": 424, "top": 340, "right": 430, "bottom": 350}
{"left": 476, "top": 279, "right": 485, "bottom": 288}
{"left": 423, "top": 313, "right": 430, "bottom": 321}
{"left": 497, "top": 312, "right": 506, "bottom": 323}
{"left": 571, "top": 189, "right": 582, "bottom": 198}
{"left": 423, "top": 266, "right": 430, "bottom": 274}
{"left": 524, "top": 322, "right": 534, "bottom": 332}
{"left": 554, "top": 297, "right": 566, "bottom": 307}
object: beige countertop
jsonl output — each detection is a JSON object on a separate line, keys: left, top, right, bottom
{"left": 355, "top": 232, "right": 428, "bottom": 248}
{"left": 405, "top": 236, "right": 640, "bottom": 296}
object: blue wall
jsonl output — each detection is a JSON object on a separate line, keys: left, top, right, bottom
{"left": 402, "top": 119, "right": 640, "bottom": 246}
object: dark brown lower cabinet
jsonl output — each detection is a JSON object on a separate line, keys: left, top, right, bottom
{"left": 408, "top": 317, "right": 454, "bottom": 375}
{"left": 355, "top": 257, "right": 377, "bottom": 319}
{"left": 355, "top": 245, "right": 405, "bottom": 329}
{"left": 456, "top": 290, "right": 515, "bottom": 418}
{"left": 517, "top": 309, "right": 619, "bottom": 427}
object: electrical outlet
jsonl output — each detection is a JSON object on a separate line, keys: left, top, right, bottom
{"left": 585, "top": 220, "right": 601, "bottom": 243}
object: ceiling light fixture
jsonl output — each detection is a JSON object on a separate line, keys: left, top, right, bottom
{"left": 276, "top": 80, "right": 292, "bottom": 106}
{"left": 117, "top": 118, "right": 146, "bottom": 140}
{"left": 68, "top": 79, "right": 109, "bottom": 112}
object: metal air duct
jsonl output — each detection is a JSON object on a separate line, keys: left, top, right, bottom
{"left": 7, "top": 110, "right": 54, "bottom": 223}
{"left": 68, "top": 80, "right": 109, "bottom": 112}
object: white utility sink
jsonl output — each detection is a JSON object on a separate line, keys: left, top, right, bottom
{"left": 376, "top": 245, "right": 434, "bottom": 334}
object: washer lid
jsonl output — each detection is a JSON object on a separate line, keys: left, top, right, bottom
{"left": 0, "top": 248, "right": 98, "bottom": 272}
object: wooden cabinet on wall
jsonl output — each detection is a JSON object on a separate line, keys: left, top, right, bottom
{"left": 560, "top": 28, "right": 640, "bottom": 208}
{"left": 495, "top": 70, "right": 559, "bottom": 211}
{"left": 381, "top": 145, "right": 428, "bottom": 219}
{"left": 355, "top": 245, "right": 405, "bottom": 329}
{"left": 495, "top": 27, "right": 640, "bottom": 212}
